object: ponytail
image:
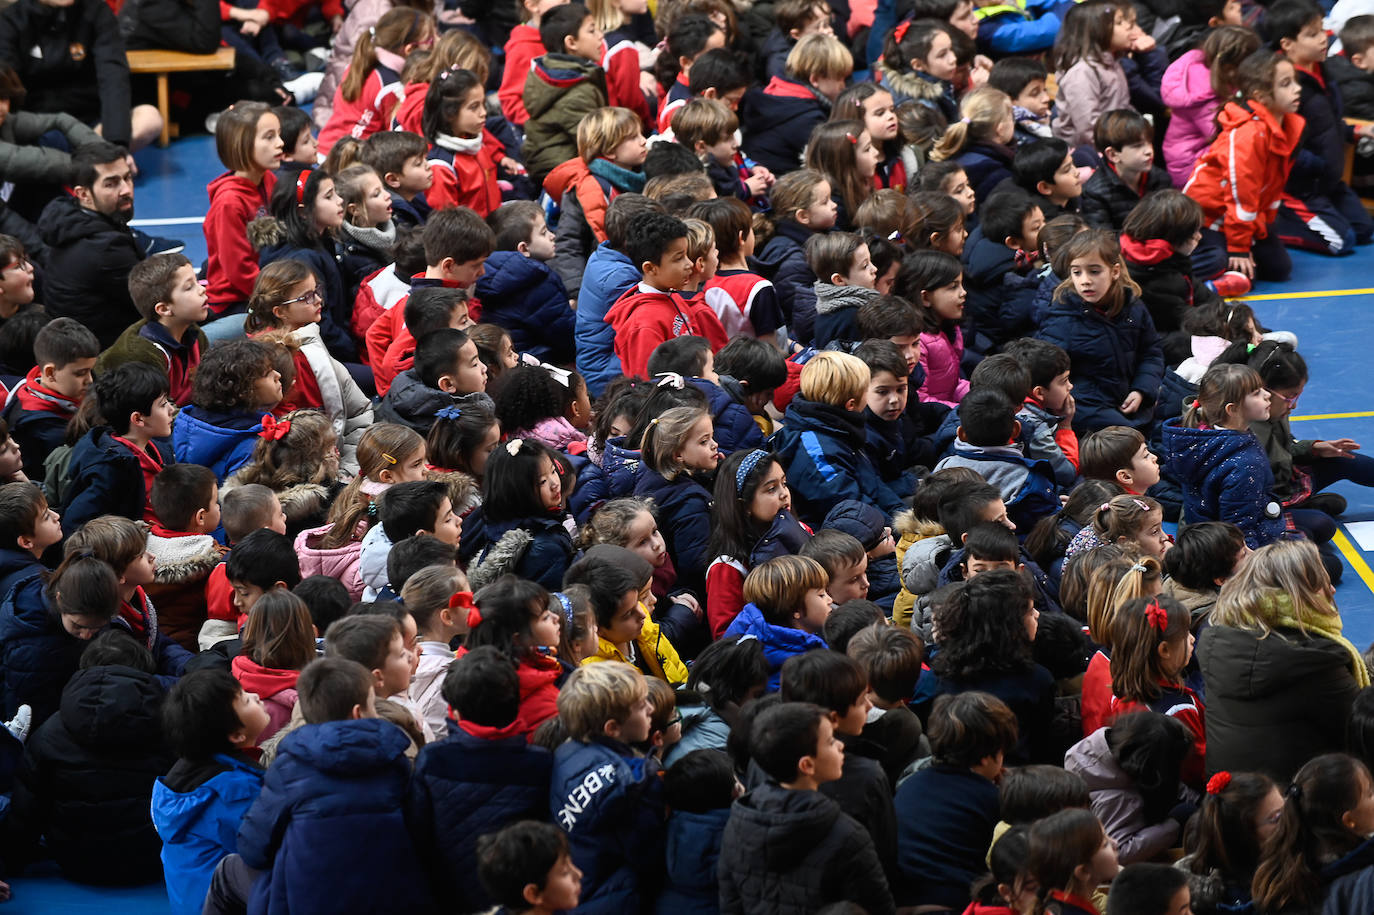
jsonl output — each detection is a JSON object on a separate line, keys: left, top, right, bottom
{"left": 342, "top": 8, "right": 434, "bottom": 102}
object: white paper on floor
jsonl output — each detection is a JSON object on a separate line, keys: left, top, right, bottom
{"left": 1342, "top": 520, "right": 1374, "bottom": 553}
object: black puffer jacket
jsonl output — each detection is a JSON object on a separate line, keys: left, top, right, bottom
{"left": 6, "top": 663, "right": 171, "bottom": 883}
{"left": 1199, "top": 623, "right": 1360, "bottom": 783}
{"left": 37, "top": 194, "right": 144, "bottom": 348}
{"left": 718, "top": 782, "right": 894, "bottom": 915}
{"left": 0, "top": 0, "right": 132, "bottom": 146}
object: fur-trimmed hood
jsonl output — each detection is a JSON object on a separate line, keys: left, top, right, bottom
{"left": 877, "top": 63, "right": 952, "bottom": 104}
{"left": 894, "top": 509, "right": 942, "bottom": 541}
{"left": 247, "top": 216, "right": 284, "bottom": 252}
{"left": 467, "top": 527, "right": 533, "bottom": 591}
{"left": 147, "top": 531, "right": 226, "bottom": 584}
{"left": 426, "top": 468, "right": 481, "bottom": 519}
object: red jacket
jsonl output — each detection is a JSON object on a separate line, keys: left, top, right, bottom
{"left": 543, "top": 158, "right": 614, "bottom": 243}
{"left": 426, "top": 132, "right": 503, "bottom": 217}
{"left": 1184, "top": 100, "right": 1304, "bottom": 255}
{"left": 604, "top": 283, "right": 704, "bottom": 378}
{"left": 603, "top": 39, "right": 653, "bottom": 129}
{"left": 391, "top": 81, "right": 425, "bottom": 134}
{"left": 499, "top": 24, "right": 543, "bottom": 125}
{"left": 204, "top": 171, "right": 276, "bottom": 312}
{"left": 317, "top": 57, "right": 405, "bottom": 157}
{"left": 365, "top": 288, "right": 408, "bottom": 378}
{"left": 258, "top": 0, "right": 341, "bottom": 25}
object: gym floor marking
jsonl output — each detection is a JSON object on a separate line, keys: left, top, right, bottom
{"left": 1241, "top": 287, "right": 1374, "bottom": 300}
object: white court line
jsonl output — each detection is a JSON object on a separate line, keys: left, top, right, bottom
{"left": 129, "top": 216, "right": 206, "bottom": 226}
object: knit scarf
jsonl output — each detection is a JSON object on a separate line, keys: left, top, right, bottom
{"left": 589, "top": 156, "right": 647, "bottom": 193}
{"left": 434, "top": 132, "right": 484, "bottom": 156}
{"left": 340, "top": 218, "right": 397, "bottom": 252}
{"left": 1265, "top": 592, "right": 1372, "bottom": 687}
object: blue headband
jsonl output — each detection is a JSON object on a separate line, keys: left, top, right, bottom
{"left": 552, "top": 591, "right": 574, "bottom": 623}
{"left": 735, "top": 449, "right": 769, "bottom": 494}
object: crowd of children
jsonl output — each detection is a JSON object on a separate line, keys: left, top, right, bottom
{"left": 2, "top": 0, "right": 1374, "bottom": 910}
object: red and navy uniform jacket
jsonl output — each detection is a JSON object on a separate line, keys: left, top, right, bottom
{"left": 426, "top": 130, "right": 503, "bottom": 217}
{"left": 138, "top": 320, "right": 203, "bottom": 406}
{"left": 1110, "top": 682, "right": 1206, "bottom": 789}
{"left": 317, "top": 60, "right": 403, "bottom": 156}
{"left": 656, "top": 73, "right": 692, "bottom": 135}
{"left": 702, "top": 269, "right": 783, "bottom": 340}
{"left": 604, "top": 33, "right": 655, "bottom": 129}
{"left": 369, "top": 274, "right": 475, "bottom": 396}
{"left": 878, "top": 150, "right": 907, "bottom": 192}
{"left": 3, "top": 367, "right": 79, "bottom": 479}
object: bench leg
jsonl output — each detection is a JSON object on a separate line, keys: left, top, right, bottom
{"left": 156, "top": 74, "right": 170, "bottom": 148}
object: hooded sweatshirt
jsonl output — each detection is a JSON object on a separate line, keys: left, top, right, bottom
{"left": 231, "top": 655, "right": 301, "bottom": 742}
{"left": 205, "top": 170, "right": 277, "bottom": 310}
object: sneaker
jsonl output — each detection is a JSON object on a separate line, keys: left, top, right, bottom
{"left": 1303, "top": 492, "right": 1348, "bottom": 517}
{"left": 133, "top": 228, "right": 185, "bottom": 257}
{"left": 5, "top": 704, "right": 30, "bottom": 744}
{"left": 1207, "top": 270, "right": 1252, "bottom": 298}
{"left": 304, "top": 47, "right": 329, "bottom": 72}
{"left": 283, "top": 71, "right": 324, "bottom": 106}
{"left": 271, "top": 56, "right": 303, "bottom": 82}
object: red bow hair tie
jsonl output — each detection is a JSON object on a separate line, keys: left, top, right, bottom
{"left": 1206, "top": 771, "right": 1232, "bottom": 795}
{"left": 450, "top": 591, "right": 480, "bottom": 629}
{"left": 260, "top": 415, "right": 291, "bottom": 441}
{"left": 1144, "top": 599, "right": 1169, "bottom": 633}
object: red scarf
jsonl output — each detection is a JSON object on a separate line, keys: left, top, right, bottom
{"left": 113, "top": 436, "right": 165, "bottom": 522}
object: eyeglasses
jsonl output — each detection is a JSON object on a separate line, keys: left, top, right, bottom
{"left": 2, "top": 257, "right": 30, "bottom": 273}
{"left": 1267, "top": 389, "right": 1300, "bottom": 408}
{"left": 668, "top": 713, "right": 682, "bottom": 727}
{"left": 281, "top": 288, "right": 322, "bottom": 307}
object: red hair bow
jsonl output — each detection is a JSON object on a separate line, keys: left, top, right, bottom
{"left": 449, "top": 591, "right": 480, "bottom": 628}
{"left": 1206, "top": 771, "right": 1232, "bottom": 795}
{"left": 1144, "top": 599, "right": 1169, "bottom": 633}
{"left": 893, "top": 19, "right": 910, "bottom": 42}
{"left": 260, "top": 415, "right": 291, "bottom": 441}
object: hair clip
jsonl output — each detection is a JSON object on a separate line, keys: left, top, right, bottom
{"left": 1144, "top": 598, "right": 1169, "bottom": 633}
{"left": 366, "top": 500, "right": 379, "bottom": 520}
{"left": 845, "top": 132, "right": 858, "bottom": 145}
{"left": 1099, "top": 502, "right": 1112, "bottom": 512}
{"left": 505, "top": 438, "right": 524, "bottom": 457}
{"left": 1129, "top": 561, "right": 1147, "bottom": 574}
{"left": 735, "top": 449, "right": 769, "bottom": 494}
{"left": 887, "top": 230, "right": 902, "bottom": 241}
{"left": 296, "top": 168, "right": 311, "bottom": 205}
{"left": 1287, "top": 782, "right": 1303, "bottom": 801}
{"left": 368, "top": 25, "right": 375, "bottom": 38}
{"left": 893, "top": 19, "right": 910, "bottom": 42}
{"left": 435, "top": 406, "right": 463, "bottom": 421}
{"left": 259, "top": 415, "right": 291, "bottom": 441}
{"left": 1131, "top": 498, "right": 1150, "bottom": 512}
{"left": 542, "top": 363, "right": 572, "bottom": 387}
{"left": 552, "top": 591, "right": 574, "bottom": 623}
{"left": 960, "top": 117, "right": 971, "bottom": 125}
{"left": 655, "top": 372, "right": 685, "bottom": 389}
{"left": 380, "top": 451, "right": 397, "bottom": 465}
{"left": 75, "top": 548, "right": 95, "bottom": 560}
{"left": 1206, "top": 771, "right": 1232, "bottom": 795}
{"left": 735, "top": 632, "right": 758, "bottom": 643}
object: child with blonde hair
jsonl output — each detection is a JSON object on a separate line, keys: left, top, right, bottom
{"left": 633, "top": 405, "right": 719, "bottom": 600}
{"left": 333, "top": 163, "right": 400, "bottom": 300}
{"left": 742, "top": 33, "right": 853, "bottom": 177}
{"left": 1081, "top": 553, "right": 1162, "bottom": 735}
{"left": 930, "top": 87, "right": 1017, "bottom": 206}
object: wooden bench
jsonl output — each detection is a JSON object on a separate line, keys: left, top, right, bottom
{"left": 127, "top": 47, "right": 237, "bottom": 147}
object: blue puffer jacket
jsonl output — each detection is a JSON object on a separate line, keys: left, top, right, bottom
{"left": 475, "top": 251, "right": 575, "bottom": 363}
{"left": 663, "top": 704, "right": 731, "bottom": 767}
{"left": 635, "top": 470, "right": 713, "bottom": 595}
{"left": 755, "top": 220, "right": 819, "bottom": 346}
{"left": 725, "top": 602, "right": 828, "bottom": 691}
{"left": 750, "top": 510, "right": 814, "bottom": 567}
{"left": 173, "top": 406, "right": 265, "bottom": 482}
{"left": 576, "top": 243, "right": 636, "bottom": 396}
{"left": 152, "top": 753, "right": 265, "bottom": 915}
{"left": 0, "top": 568, "right": 83, "bottom": 727}
{"left": 935, "top": 442, "right": 1059, "bottom": 534}
{"left": 771, "top": 396, "right": 906, "bottom": 525}
{"left": 1161, "top": 419, "right": 1286, "bottom": 549}
{"left": 576, "top": 436, "right": 646, "bottom": 518}
{"left": 550, "top": 736, "right": 665, "bottom": 915}
{"left": 409, "top": 725, "right": 552, "bottom": 912}
{"left": 469, "top": 513, "right": 576, "bottom": 592}
{"left": 61, "top": 426, "right": 172, "bottom": 533}
{"left": 1036, "top": 289, "right": 1164, "bottom": 434}
{"left": 237, "top": 718, "right": 435, "bottom": 915}
{"left": 956, "top": 142, "right": 1015, "bottom": 206}
{"left": 656, "top": 806, "right": 730, "bottom": 915}
{"left": 690, "top": 378, "right": 764, "bottom": 455}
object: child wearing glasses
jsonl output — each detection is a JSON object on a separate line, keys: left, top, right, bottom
{"left": 245, "top": 259, "right": 374, "bottom": 478}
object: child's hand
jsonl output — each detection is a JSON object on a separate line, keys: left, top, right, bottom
{"left": 745, "top": 173, "right": 770, "bottom": 196}
{"left": 1314, "top": 438, "right": 1361, "bottom": 458}
{"left": 1120, "top": 391, "right": 1144, "bottom": 414}
{"left": 1059, "top": 393, "right": 1076, "bottom": 427}
{"left": 969, "top": 56, "right": 992, "bottom": 88}
{"left": 1358, "top": 124, "right": 1374, "bottom": 141}
{"left": 1129, "top": 32, "right": 1156, "bottom": 52}
{"left": 749, "top": 164, "right": 775, "bottom": 186}
{"left": 676, "top": 592, "right": 704, "bottom": 619}
{"left": 1228, "top": 254, "right": 1254, "bottom": 279}
{"left": 241, "top": 18, "right": 261, "bottom": 35}
{"left": 640, "top": 71, "right": 660, "bottom": 97}
{"left": 499, "top": 156, "right": 527, "bottom": 175}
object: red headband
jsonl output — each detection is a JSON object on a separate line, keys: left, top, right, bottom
{"left": 296, "top": 168, "right": 311, "bottom": 205}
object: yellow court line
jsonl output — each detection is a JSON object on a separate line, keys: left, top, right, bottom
{"left": 1290, "top": 411, "right": 1374, "bottom": 421}
{"left": 1241, "top": 288, "right": 1374, "bottom": 301}
{"left": 1335, "top": 529, "right": 1374, "bottom": 597}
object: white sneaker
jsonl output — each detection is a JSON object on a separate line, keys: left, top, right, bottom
{"left": 283, "top": 71, "right": 324, "bottom": 105}
{"left": 5, "top": 704, "right": 31, "bottom": 744}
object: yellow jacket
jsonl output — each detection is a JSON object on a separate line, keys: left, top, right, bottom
{"left": 582, "top": 614, "right": 688, "bottom": 686}
{"left": 892, "top": 512, "right": 944, "bottom": 629}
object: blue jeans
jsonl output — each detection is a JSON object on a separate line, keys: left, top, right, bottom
{"left": 201, "top": 307, "right": 247, "bottom": 345}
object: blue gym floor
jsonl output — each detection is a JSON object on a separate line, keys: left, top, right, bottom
{"left": 14, "top": 133, "right": 1374, "bottom": 912}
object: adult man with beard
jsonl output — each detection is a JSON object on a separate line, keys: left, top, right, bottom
{"left": 38, "top": 141, "right": 156, "bottom": 348}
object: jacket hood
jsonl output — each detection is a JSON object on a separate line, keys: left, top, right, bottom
{"left": 384, "top": 369, "right": 459, "bottom": 417}
{"left": 148, "top": 530, "right": 223, "bottom": 584}
{"left": 276, "top": 717, "right": 411, "bottom": 776}
{"left": 208, "top": 171, "right": 267, "bottom": 202}
{"left": 0, "top": 548, "right": 41, "bottom": 588}
{"left": 543, "top": 156, "right": 590, "bottom": 199}
{"left": 780, "top": 395, "right": 867, "bottom": 445}
{"left": 1063, "top": 727, "right": 1131, "bottom": 792}
{"left": 152, "top": 754, "right": 264, "bottom": 843}
{"left": 231, "top": 654, "right": 301, "bottom": 699}
{"left": 525, "top": 53, "right": 604, "bottom": 119}
{"left": 1120, "top": 233, "right": 1175, "bottom": 266}
{"left": 823, "top": 499, "right": 885, "bottom": 547}
{"left": 173, "top": 406, "right": 264, "bottom": 467}
{"left": 476, "top": 250, "right": 557, "bottom": 299}
{"left": 877, "top": 63, "right": 951, "bottom": 103}
{"left": 59, "top": 664, "right": 164, "bottom": 749}
{"left": 1161, "top": 419, "right": 1263, "bottom": 480}
{"left": 1216, "top": 101, "right": 1304, "bottom": 156}
{"left": 39, "top": 194, "right": 134, "bottom": 248}
{"left": 751, "top": 510, "right": 813, "bottom": 566}
{"left": 730, "top": 782, "right": 843, "bottom": 867}
{"left": 664, "top": 806, "right": 730, "bottom": 887}
{"left": 813, "top": 282, "right": 881, "bottom": 316}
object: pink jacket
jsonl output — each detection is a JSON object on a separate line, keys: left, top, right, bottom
{"left": 1161, "top": 49, "right": 1219, "bottom": 188}
{"left": 294, "top": 521, "right": 366, "bottom": 599}
{"left": 1053, "top": 55, "right": 1130, "bottom": 148}
{"left": 918, "top": 327, "right": 969, "bottom": 407}
{"left": 312, "top": 0, "right": 443, "bottom": 131}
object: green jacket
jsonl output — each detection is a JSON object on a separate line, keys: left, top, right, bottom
{"left": 96, "top": 318, "right": 210, "bottom": 405}
{"left": 522, "top": 53, "right": 607, "bottom": 184}
{"left": 0, "top": 109, "right": 102, "bottom": 186}
{"left": 1250, "top": 414, "right": 1315, "bottom": 502}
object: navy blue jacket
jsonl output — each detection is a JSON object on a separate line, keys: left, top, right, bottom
{"left": 863, "top": 407, "right": 933, "bottom": 500}
{"left": 635, "top": 470, "right": 713, "bottom": 597}
{"left": 258, "top": 240, "right": 357, "bottom": 362}
{"left": 469, "top": 512, "right": 576, "bottom": 592}
{"left": 894, "top": 763, "right": 1000, "bottom": 909}
{"left": 691, "top": 377, "right": 765, "bottom": 455}
{"left": 961, "top": 224, "right": 1038, "bottom": 350}
{"left": 724, "top": 602, "right": 828, "bottom": 691}
{"left": 60, "top": 426, "right": 171, "bottom": 534}
{"left": 1161, "top": 419, "right": 1286, "bottom": 549}
{"left": 237, "top": 718, "right": 435, "bottom": 915}
{"left": 1289, "top": 63, "right": 1351, "bottom": 198}
{"left": 3, "top": 394, "right": 70, "bottom": 482}
{"left": 550, "top": 736, "right": 665, "bottom": 915}
{"left": 1036, "top": 289, "right": 1163, "bottom": 434}
{"left": 740, "top": 77, "right": 829, "bottom": 177}
{"left": 575, "top": 436, "right": 646, "bottom": 518}
{"left": 755, "top": 220, "right": 820, "bottom": 346}
{"left": 377, "top": 370, "right": 495, "bottom": 436}
{"left": 956, "top": 142, "right": 1016, "bottom": 207}
{"left": 1080, "top": 163, "right": 1172, "bottom": 233}
{"left": 475, "top": 251, "right": 575, "bottom": 363}
{"left": 771, "top": 396, "right": 906, "bottom": 525}
{"left": 409, "top": 725, "right": 552, "bottom": 912}
{"left": 576, "top": 242, "right": 636, "bottom": 396}
{"left": 656, "top": 806, "right": 729, "bottom": 915}
{"left": 0, "top": 566, "right": 82, "bottom": 728}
